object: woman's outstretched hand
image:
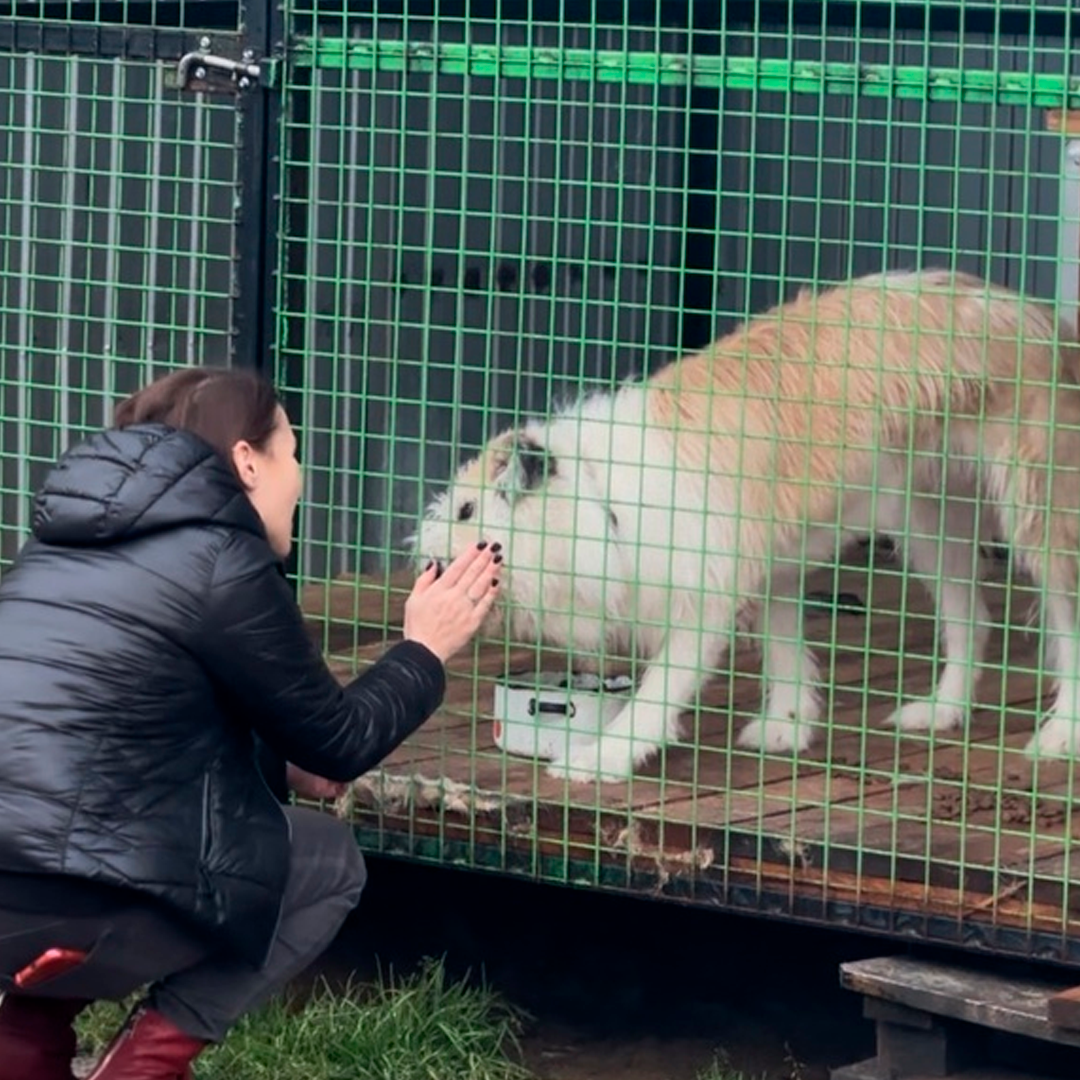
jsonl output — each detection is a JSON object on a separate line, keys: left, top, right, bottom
{"left": 285, "top": 762, "right": 349, "bottom": 801}
{"left": 403, "top": 542, "right": 502, "bottom": 663}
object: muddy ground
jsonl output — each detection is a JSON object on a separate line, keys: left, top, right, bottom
{"left": 309, "top": 856, "right": 1080, "bottom": 1080}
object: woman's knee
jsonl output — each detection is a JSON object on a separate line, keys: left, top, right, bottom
{"left": 329, "top": 819, "right": 367, "bottom": 905}
{"left": 283, "top": 807, "right": 367, "bottom": 907}
{"left": 343, "top": 843, "right": 367, "bottom": 908}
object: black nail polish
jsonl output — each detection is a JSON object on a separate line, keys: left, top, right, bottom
{"left": 424, "top": 560, "right": 434, "bottom": 572}
{"left": 490, "top": 542, "right": 502, "bottom": 554}
{"left": 476, "top": 540, "right": 488, "bottom": 551}
{"left": 493, "top": 554, "right": 503, "bottom": 564}
{"left": 491, "top": 578, "right": 500, "bottom": 587}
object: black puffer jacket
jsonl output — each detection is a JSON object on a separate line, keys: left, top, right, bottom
{"left": 0, "top": 423, "right": 445, "bottom": 965}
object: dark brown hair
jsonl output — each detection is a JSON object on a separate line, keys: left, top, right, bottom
{"left": 114, "top": 367, "right": 282, "bottom": 469}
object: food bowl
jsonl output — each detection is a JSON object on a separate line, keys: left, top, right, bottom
{"left": 491, "top": 671, "right": 633, "bottom": 760}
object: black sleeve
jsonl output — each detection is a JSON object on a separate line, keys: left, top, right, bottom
{"left": 195, "top": 532, "right": 447, "bottom": 781}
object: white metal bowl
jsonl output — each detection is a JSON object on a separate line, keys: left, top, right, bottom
{"left": 491, "top": 671, "right": 633, "bottom": 760}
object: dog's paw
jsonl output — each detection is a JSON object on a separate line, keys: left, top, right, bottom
{"left": 546, "top": 738, "right": 643, "bottom": 784}
{"left": 740, "top": 684, "right": 821, "bottom": 754}
{"left": 736, "top": 715, "right": 815, "bottom": 754}
{"left": 546, "top": 758, "right": 603, "bottom": 784}
{"left": 886, "top": 698, "right": 965, "bottom": 734}
{"left": 1025, "top": 716, "right": 1080, "bottom": 760}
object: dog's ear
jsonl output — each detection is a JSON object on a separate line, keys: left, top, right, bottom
{"left": 490, "top": 433, "right": 555, "bottom": 504}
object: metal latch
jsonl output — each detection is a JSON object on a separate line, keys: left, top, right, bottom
{"left": 172, "top": 37, "right": 261, "bottom": 93}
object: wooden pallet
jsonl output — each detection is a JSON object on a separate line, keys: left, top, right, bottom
{"left": 301, "top": 548, "right": 1080, "bottom": 950}
{"left": 833, "top": 955, "right": 1080, "bottom": 1079}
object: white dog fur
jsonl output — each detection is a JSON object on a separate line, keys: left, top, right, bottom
{"left": 414, "top": 269, "right": 1080, "bottom": 782}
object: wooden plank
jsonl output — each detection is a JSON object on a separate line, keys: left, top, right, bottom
{"left": 652, "top": 644, "right": 1048, "bottom": 859}
{"left": 1047, "top": 986, "right": 1080, "bottom": 1032}
{"left": 834, "top": 1060, "right": 1063, "bottom": 1080}
{"left": 305, "top": 554, "right": 1078, "bottom": 943}
{"left": 359, "top": 643, "right": 967, "bottom": 847}
{"left": 733, "top": 718, "right": 1074, "bottom": 917}
{"left": 840, "top": 956, "right": 1080, "bottom": 1048}
{"left": 1022, "top": 849, "right": 1080, "bottom": 921}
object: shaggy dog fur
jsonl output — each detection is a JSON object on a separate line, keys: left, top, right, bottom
{"left": 414, "top": 269, "right": 1080, "bottom": 782}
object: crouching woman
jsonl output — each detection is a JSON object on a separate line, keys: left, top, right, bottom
{"left": 0, "top": 367, "right": 501, "bottom": 1078}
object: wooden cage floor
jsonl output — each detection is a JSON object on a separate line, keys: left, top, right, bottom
{"left": 301, "top": 546, "right": 1080, "bottom": 947}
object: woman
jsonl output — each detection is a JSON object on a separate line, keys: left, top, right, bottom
{"left": 0, "top": 366, "right": 501, "bottom": 1079}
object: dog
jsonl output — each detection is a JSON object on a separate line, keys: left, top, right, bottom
{"left": 413, "top": 269, "right": 1080, "bottom": 782}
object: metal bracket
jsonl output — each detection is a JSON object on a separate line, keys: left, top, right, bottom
{"left": 1059, "top": 137, "right": 1080, "bottom": 337}
{"left": 1047, "top": 109, "right": 1080, "bottom": 336}
{"left": 168, "top": 36, "right": 262, "bottom": 94}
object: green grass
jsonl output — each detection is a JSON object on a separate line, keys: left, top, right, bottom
{"left": 695, "top": 1062, "right": 773, "bottom": 1080}
{"left": 694, "top": 1060, "right": 767, "bottom": 1080}
{"left": 694, "top": 1045, "right": 806, "bottom": 1080}
{"left": 75, "top": 956, "right": 788, "bottom": 1080}
{"left": 76, "top": 957, "right": 532, "bottom": 1080}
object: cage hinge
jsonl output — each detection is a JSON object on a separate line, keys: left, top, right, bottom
{"left": 170, "top": 37, "right": 263, "bottom": 94}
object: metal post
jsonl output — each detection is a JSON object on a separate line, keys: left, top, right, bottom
{"left": 232, "top": 0, "right": 281, "bottom": 372}
{"left": 1060, "top": 139, "right": 1080, "bottom": 336}
{"left": 1049, "top": 110, "right": 1080, "bottom": 336}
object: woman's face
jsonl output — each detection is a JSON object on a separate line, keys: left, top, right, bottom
{"left": 232, "top": 405, "right": 303, "bottom": 558}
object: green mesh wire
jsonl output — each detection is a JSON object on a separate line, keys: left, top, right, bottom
{"left": 3, "top": 0, "right": 1079, "bottom": 963}
{"left": 273, "top": 2, "right": 1080, "bottom": 960}
{"left": 0, "top": 41, "right": 242, "bottom": 564}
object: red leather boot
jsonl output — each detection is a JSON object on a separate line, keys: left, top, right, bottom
{"left": 0, "top": 992, "right": 88, "bottom": 1080}
{"left": 84, "top": 1004, "right": 208, "bottom": 1080}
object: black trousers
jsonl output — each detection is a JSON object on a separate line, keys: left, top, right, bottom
{"left": 0, "top": 807, "right": 366, "bottom": 1042}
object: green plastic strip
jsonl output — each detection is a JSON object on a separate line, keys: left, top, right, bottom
{"left": 291, "top": 39, "right": 1080, "bottom": 109}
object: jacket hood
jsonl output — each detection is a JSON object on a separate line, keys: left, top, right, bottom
{"left": 32, "top": 423, "right": 267, "bottom": 546}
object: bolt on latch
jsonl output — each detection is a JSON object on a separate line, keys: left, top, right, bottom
{"left": 175, "top": 37, "right": 261, "bottom": 91}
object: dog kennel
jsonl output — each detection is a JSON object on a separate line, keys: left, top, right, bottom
{"left": 2, "top": 0, "right": 1080, "bottom": 964}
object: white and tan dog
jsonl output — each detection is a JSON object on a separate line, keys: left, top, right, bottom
{"left": 414, "top": 269, "right": 1080, "bottom": 782}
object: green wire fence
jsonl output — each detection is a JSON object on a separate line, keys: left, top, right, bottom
{"left": 0, "top": 24, "right": 240, "bottom": 563}
{"left": 4, "top": 0, "right": 1080, "bottom": 963}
